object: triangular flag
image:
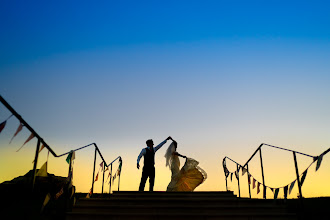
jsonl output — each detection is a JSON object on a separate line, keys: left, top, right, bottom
{"left": 95, "top": 172, "right": 99, "bottom": 182}
{"left": 283, "top": 185, "right": 288, "bottom": 199}
{"left": 9, "top": 123, "right": 23, "bottom": 144}
{"left": 300, "top": 170, "right": 308, "bottom": 186}
{"left": 66, "top": 151, "right": 73, "bottom": 164}
{"left": 0, "top": 120, "right": 7, "bottom": 134}
{"left": 32, "top": 144, "right": 46, "bottom": 163}
{"left": 41, "top": 193, "right": 51, "bottom": 213}
{"left": 36, "top": 162, "right": 48, "bottom": 177}
{"left": 274, "top": 188, "right": 279, "bottom": 199}
{"left": 234, "top": 171, "right": 239, "bottom": 180}
{"left": 100, "top": 161, "right": 104, "bottom": 171}
{"left": 242, "top": 167, "right": 247, "bottom": 176}
{"left": 257, "top": 182, "right": 261, "bottom": 194}
{"left": 248, "top": 174, "right": 251, "bottom": 185}
{"left": 253, "top": 178, "right": 256, "bottom": 189}
{"left": 104, "top": 166, "right": 109, "bottom": 172}
{"left": 289, "top": 180, "right": 296, "bottom": 195}
{"left": 316, "top": 155, "right": 323, "bottom": 171}
{"left": 16, "top": 133, "right": 35, "bottom": 152}
{"left": 55, "top": 188, "right": 64, "bottom": 199}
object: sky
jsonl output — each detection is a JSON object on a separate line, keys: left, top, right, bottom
{"left": 0, "top": 0, "right": 330, "bottom": 198}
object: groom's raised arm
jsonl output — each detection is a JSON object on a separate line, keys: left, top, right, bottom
{"left": 154, "top": 136, "right": 172, "bottom": 152}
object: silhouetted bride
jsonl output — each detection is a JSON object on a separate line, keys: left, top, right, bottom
{"left": 165, "top": 139, "right": 207, "bottom": 191}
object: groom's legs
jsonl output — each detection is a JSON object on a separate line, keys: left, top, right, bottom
{"left": 139, "top": 167, "right": 148, "bottom": 191}
{"left": 149, "top": 166, "right": 155, "bottom": 191}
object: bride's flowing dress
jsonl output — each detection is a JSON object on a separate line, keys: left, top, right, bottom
{"left": 166, "top": 155, "right": 207, "bottom": 191}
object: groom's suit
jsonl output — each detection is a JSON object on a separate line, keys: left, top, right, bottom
{"left": 137, "top": 139, "right": 167, "bottom": 191}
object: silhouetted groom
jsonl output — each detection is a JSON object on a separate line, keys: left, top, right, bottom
{"left": 137, "top": 136, "right": 172, "bottom": 191}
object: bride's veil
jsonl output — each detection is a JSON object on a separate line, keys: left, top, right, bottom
{"left": 164, "top": 142, "right": 176, "bottom": 168}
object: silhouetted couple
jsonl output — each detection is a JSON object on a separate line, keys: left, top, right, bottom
{"left": 137, "top": 136, "right": 207, "bottom": 192}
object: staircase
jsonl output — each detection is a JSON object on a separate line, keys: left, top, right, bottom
{"left": 66, "top": 191, "right": 297, "bottom": 220}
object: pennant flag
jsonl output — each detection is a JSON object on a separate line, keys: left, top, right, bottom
{"left": 316, "top": 155, "right": 323, "bottom": 172}
{"left": 41, "top": 193, "right": 51, "bottom": 213}
{"left": 253, "top": 178, "right": 256, "bottom": 189}
{"left": 66, "top": 151, "right": 74, "bottom": 164}
{"left": 112, "top": 173, "right": 117, "bottom": 183}
{"left": 270, "top": 188, "right": 274, "bottom": 193}
{"left": 36, "top": 162, "right": 48, "bottom": 177}
{"left": 104, "top": 166, "right": 109, "bottom": 172}
{"left": 0, "top": 120, "right": 7, "bottom": 134}
{"left": 300, "top": 170, "right": 308, "bottom": 186}
{"left": 274, "top": 188, "right": 279, "bottom": 200}
{"left": 95, "top": 172, "right": 99, "bottom": 182}
{"left": 86, "top": 188, "right": 92, "bottom": 198}
{"left": 289, "top": 180, "right": 296, "bottom": 195}
{"left": 32, "top": 144, "right": 46, "bottom": 163}
{"left": 234, "top": 171, "right": 239, "bottom": 180}
{"left": 16, "top": 133, "right": 35, "bottom": 152}
{"left": 242, "top": 167, "right": 247, "bottom": 176}
{"left": 283, "top": 185, "right": 288, "bottom": 199}
{"left": 248, "top": 174, "right": 251, "bottom": 185}
{"left": 257, "top": 182, "right": 261, "bottom": 194}
{"left": 55, "top": 188, "right": 64, "bottom": 199}
{"left": 100, "top": 161, "right": 104, "bottom": 171}
{"left": 9, "top": 123, "right": 23, "bottom": 144}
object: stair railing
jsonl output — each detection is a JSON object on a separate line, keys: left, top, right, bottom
{"left": 223, "top": 143, "right": 330, "bottom": 199}
{"left": 0, "top": 95, "right": 119, "bottom": 195}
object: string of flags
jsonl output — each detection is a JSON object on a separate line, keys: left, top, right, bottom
{"left": 0, "top": 115, "right": 36, "bottom": 151}
{"left": 223, "top": 153, "right": 325, "bottom": 199}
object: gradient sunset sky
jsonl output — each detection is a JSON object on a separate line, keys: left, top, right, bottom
{"left": 1, "top": 0, "right": 330, "bottom": 198}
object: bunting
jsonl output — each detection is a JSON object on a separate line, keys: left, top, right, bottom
{"left": 316, "top": 155, "right": 323, "bottom": 172}
{"left": 300, "top": 170, "right": 308, "bottom": 186}
{"left": 252, "top": 178, "right": 256, "bottom": 189}
{"left": 55, "top": 188, "right": 64, "bottom": 199}
{"left": 257, "top": 182, "right": 261, "bottom": 194}
{"left": 41, "top": 193, "right": 51, "bottom": 213}
{"left": 16, "top": 133, "right": 35, "bottom": 152}
{"left": 283, "top": 185, "right": 288, "bottom": 199}
{"left": 95, "top": 173, "right": 99, "bottom": 182}
{"left": 289, "top": 180, "right": 296, "bottom": 195}
{"left": 36, "top": 162, "right": 48, "bottom": 177}
{"left": 0, "top": 120, "right": 7, "bottom": 133}
{"left": 9, "top": 123, "right": 23, "bottom": 144}
{"left": 242, "top": 167, "right": 247, "bottom": 176}
{"left": 274, "top": 188, "right": 279, "bottom": 200}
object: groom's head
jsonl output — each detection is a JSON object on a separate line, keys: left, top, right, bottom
{"left": 146, "top": 139, "right": 154, "bottom": 148}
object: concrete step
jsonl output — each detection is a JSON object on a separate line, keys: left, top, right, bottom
{"left": 66, "top": 212, "right": 297, "bottom": 220}
{"left": 71, "top": 204, "right": 292, "bottom": 215}
{"left": 67, "top": 191, "right": 297, "bottom": 220}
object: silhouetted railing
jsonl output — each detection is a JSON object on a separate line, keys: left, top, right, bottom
{"left": 0, "top": 95, "right": 121, "bottom": 196}
{"left": 223, "top": 143, "right": 329, "bottom": 199}
{"left": 107, "top": 156, "right": 122, "bottom": 193}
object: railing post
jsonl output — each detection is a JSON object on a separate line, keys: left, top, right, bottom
{"left": 247, "top": 164, "right": 251, "bottom": 199}
{"left": 109, "top": 164, "right": 113, "bottom": 193}
{"left": 225, "top": 177, "right": 228, "bottom": 191}
{"left": 293, "top": 152, "right": 303, "bottom": 199}
{"left": 102, "top": 162, "right": 105, "bottom": 194}
{"left": 118, "top": 170, "right": 121, "bottom": 192}
{"left": 259, "top": 148, "right": 266, "bottom": 199}
{"left": 91, "top": 147, "right": 97, "bottom": 195}
{"left": 32, "top": 138, "right": 41, "bottom": 192}
{"left": 237, "top": 164, "right": 241, "bottom": 198}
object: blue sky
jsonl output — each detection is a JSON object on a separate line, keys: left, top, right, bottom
{"left": 1, "top": 0, "right": 330, "bottom": 196}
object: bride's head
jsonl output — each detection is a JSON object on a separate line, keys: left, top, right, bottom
{"left": 165, "top": 141, "right": 177, "bottom": 167}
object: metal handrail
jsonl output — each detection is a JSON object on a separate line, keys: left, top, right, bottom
{"left": 0, "top": 95, "right": 120, "bottom": 195}
{"left": 223, "top": 143, "right": 330, "bottom": 199}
